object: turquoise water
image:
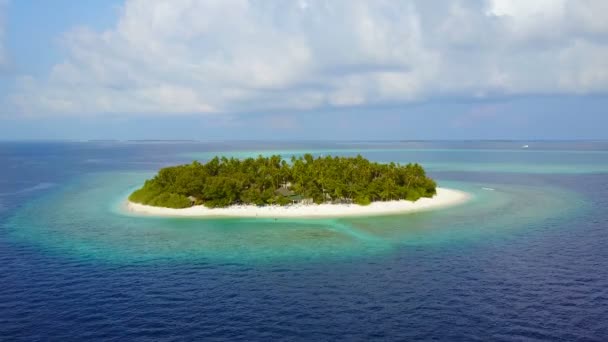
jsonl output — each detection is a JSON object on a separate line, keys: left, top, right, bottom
{"left": 5, "top": 167, "right": 586, "bottom": 263}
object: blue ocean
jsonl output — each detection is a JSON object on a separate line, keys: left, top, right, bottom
{"left": 1, "top": 141, "right": 607, "bottom": 341}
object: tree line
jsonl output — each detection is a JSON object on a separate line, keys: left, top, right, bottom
{"left": 129, "top": 154, "right": 437, "bottom": 208}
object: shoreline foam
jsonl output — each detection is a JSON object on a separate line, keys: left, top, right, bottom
{"left": 124, "top": 187, "right": 471, "bottom": 218}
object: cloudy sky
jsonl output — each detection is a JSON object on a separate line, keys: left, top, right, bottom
{"left": 1, "top": 0, "right": 607, "bottom": 140}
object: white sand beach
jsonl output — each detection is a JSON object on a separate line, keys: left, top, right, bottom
{"left": 125, "top": 187, "right": 471, "bottom": 218}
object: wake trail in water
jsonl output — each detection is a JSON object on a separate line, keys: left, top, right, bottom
{"left": 0, "top": 182, "right": 55, "bottom": 197}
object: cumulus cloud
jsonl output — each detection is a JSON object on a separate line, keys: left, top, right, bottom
{"left": 9, "top": 0, "right": 608, "bottom": 116}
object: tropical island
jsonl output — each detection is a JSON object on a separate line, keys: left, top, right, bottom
{"left": 126, "top": 154, "right": 470, "bottom": 218}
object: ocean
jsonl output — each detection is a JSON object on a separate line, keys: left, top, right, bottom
{"left": 1, "top": 140, "right": 607, "bottom": 341}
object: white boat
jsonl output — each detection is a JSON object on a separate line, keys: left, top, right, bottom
{"left": 522, "top": 145, "right": 529, "bottom": 149}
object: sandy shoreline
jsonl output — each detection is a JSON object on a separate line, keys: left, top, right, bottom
{"left": 124, "top": 187, "right": 471, "bottom": 218}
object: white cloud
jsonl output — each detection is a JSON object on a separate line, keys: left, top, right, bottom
{"left": 9, "top": 0, "right": 608, "bottom": 116}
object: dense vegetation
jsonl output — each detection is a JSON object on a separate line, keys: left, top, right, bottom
{"left": 129, "top": 154, "right": 437, "bottom": 208}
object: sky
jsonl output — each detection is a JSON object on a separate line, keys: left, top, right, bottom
{"left": 0, "top": 0, "right": 607, "bottom": 140}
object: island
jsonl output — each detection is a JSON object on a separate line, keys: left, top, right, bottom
{"left": 126, "top": 154, "right": 470, "bottom": 218}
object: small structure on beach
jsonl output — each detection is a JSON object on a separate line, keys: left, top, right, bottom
{"left": 275, "top": 187, "right": 295, "bottom": 197}
{"left": 274, "top": 187, "right": 312, "bottom": 204}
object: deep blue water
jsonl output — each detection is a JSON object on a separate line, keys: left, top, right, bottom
{"left": 1, "top": 141, "right": 607, "bottom": 341}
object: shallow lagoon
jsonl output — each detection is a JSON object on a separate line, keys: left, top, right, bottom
{"left": 5, "top": 173, "right": 584, "bottom": 263}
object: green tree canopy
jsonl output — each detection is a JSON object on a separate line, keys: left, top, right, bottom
{"left": 129, "top": 154, "right": 437, "bottom": 208}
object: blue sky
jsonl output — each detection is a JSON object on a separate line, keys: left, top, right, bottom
{"left": 1, "top": 0, "right": 607, "bottom": 140}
